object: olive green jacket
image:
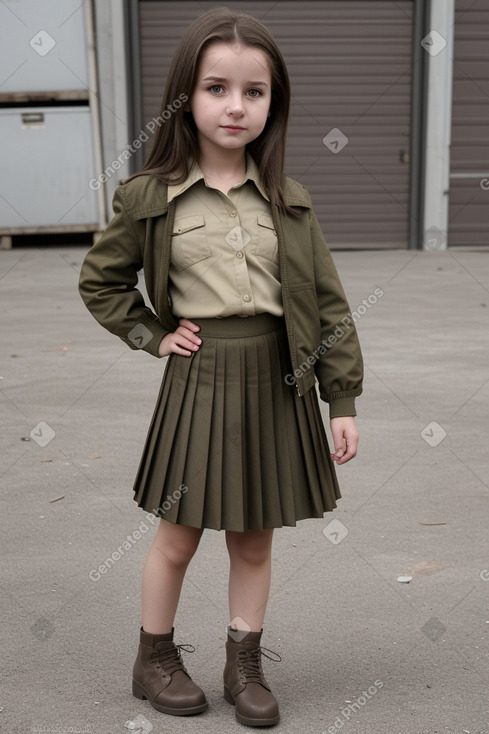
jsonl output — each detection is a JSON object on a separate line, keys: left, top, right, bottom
{"left": 78, "top": 174, "right": 363, "bottom": 417}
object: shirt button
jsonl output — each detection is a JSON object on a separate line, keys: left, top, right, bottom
{"left": 236, "top": 251, "right": 244, "bottom": 259}
{"left": 230, "top": 211, "right": 237, "bottom": 217}
{"left": 243, "top": 294, "right": 251, "bottom": 302}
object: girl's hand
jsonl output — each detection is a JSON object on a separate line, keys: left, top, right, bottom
{"left": 158, "top": 318, "right": 202, "bottom": 357}
{"left": 330, "top": 416, "right": 359, "bottom": 465}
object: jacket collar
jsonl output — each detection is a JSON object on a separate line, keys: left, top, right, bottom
{"left": 123, "top": 163, "right": 312, "bottom": 221}
{"left": 167, "top": 151, "right": 270, "bottom": 203}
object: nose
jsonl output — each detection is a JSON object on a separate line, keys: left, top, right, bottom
{"left": 226, "top": 91, "right": 244, "bottom": 116}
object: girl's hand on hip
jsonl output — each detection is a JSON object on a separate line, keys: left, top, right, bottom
{"left": 330, "top": 416, "right": 359, "bottom": 465}
{"left": 158, "top": 318, "right": 202, "bottom": 357}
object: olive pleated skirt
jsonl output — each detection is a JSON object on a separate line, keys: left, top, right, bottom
{"left": 133, "top": 313, "right": 341, "bottom": 531}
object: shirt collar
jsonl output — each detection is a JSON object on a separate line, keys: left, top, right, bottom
{"left": 167, "top": 152, "right": 269, "bottom": 203}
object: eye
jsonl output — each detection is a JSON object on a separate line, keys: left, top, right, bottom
{"left": 208, "top": 84, "right": 224, "bottom": 94}
{"left": 247, "top": 88, "right": 262, "bottom": 98}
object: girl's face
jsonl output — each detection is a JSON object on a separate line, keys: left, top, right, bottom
{"left": 188, "top": 42, "right": 272, "bottom": 159}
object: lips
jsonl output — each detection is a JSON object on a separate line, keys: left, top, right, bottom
{"left": 221, "top": 125, "right": 245, "bottom": 130}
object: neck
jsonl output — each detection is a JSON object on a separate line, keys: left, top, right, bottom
{"left": 197, "top": 142, "right": 247, "bottom": 180}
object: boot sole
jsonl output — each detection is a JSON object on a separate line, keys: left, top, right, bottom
{"left": 133, "top": 679, "right": 208, "bottom": 716}
{"left": 224, "top": 686, "right": 280, "bottom": 726}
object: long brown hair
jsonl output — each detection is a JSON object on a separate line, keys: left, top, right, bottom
{"left": 128, "top": 6, "right": 297, "bottom": 216}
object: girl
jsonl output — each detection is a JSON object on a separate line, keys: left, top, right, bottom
{"left": 79, "top": 6, "right": 363, "bottom": 728}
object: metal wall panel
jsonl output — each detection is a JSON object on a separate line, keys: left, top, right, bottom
{"left": 449, "top": 0, "right": 489, "bottom": 247}
{"left": 138, "top": 1, "right": 413, "bottom": 248}
{"left": 0, "top": 107, "right": 98, "bottom": 227}
{"left": 0, "top": 0, "right": 89, "bottom": 92}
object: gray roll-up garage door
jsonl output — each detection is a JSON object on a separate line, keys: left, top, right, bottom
{"left": 449, "top": 0, "right": 489, "bottom": 247}
{"left": 138, "top": 1, "right": 414, "bottom": 249}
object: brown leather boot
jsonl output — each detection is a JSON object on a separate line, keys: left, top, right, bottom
{"left": 223, "top": 628, "right": 281, "bottom": 726}
{"left": 132, "top": 626, "right": 208, "bottom": 716}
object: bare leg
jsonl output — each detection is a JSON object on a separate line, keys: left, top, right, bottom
{"left": 225, "top": 529, "right": 274, "bottom": 632}
{"left": 141, "top": 519, "right": 203, "bottom": 634}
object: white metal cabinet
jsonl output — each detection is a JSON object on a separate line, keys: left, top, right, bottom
{"left": 0, "top": 0, "right": 104, "bottom": 246}
{"left": 0, "top": 106, "right": 98, "bottom": 228}
{"left": 0, "top": 0, "right": 89, "bottom": 92}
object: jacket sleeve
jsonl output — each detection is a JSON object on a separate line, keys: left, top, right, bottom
{"left": 78, "top": 184, "right": 169, "bottom": 357}
{"left": 308, "top": 204, "right": 364, "bottom": 418}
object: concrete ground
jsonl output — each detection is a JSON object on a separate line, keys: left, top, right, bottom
{"left": 1, "top": 246, "right": 488, "bottom": 734}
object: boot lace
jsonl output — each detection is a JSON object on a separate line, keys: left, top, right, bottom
{"left": 237, "top": 643, "right": 282, "bottom": 685}
{"left": 152, "top": 643, "right": 195, "bottom": 677}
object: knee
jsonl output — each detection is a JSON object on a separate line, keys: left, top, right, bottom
{"left": 154, "top": 523, "right": 201, "bottom": 570}
{"left": 158, "top": 539, "right": 198, "bottom": 570}
{"left": 164, "top": 542, "right": 197, "bottom": 569}
{"left": 228, "top": 532, "right": 272, "bottom": 567}
{"left": 165, "top": 547, "right": 195, "bottom": 571}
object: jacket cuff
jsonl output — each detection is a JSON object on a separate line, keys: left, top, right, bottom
{"left": 124, "top": 320, "right": 170, "bottom": 358}
{"left": 328, "top": 396, "right": 357, "bottom": 419}
{"left": 144, "top": 322, "right": 170, "bottom": 357}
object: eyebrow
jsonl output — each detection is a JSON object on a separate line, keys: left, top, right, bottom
{"left": 202, "top": 75, "right": 269, "bottom": 87}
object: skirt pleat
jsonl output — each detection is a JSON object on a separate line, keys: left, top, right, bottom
{"left": 133, "top": 313, "right": 341, "bottom": 531}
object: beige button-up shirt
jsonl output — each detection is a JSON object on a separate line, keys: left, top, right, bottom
{"left": 167, "top": 153, "right": 283, "bottom": 318}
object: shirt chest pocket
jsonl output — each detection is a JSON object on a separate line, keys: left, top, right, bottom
{"left": 171, "top": 213, "right": 212, "bottom": 271}
{"left": 254, "top": 213, "right": 278, "bottom": 264}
